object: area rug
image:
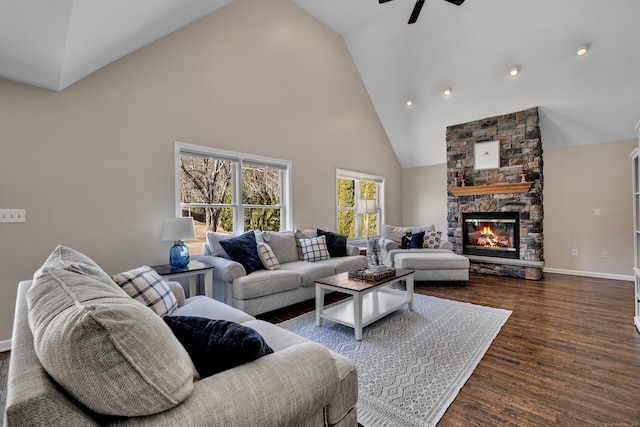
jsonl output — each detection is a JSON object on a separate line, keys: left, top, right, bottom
{"left": 279, "top": 294, "right": 511, "bottom": 427}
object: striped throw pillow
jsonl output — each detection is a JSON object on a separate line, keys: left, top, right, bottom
{"left": 113, "top": 266, "right": 178, "bottom": 317}
{"left": 258, "top": 242, "right": 280, "bottom": 270}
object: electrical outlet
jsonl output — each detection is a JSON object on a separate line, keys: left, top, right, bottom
{"left": 571, "top": 249, "right": 578, "bottom": 257}
{"left": 602, "top": 251, "right": 608, "bottom": 258}
{"left": 0, "top": 209, "right": 26, "bottom": 223}
{"left": 594, "top": 208, "right": 601, "bottom": 216}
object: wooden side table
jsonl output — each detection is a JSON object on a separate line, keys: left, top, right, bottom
{"left": 150, "top": 260, "right": 214, "bottom": 299}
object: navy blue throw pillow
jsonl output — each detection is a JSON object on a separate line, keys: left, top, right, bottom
{"left": 219, "top": 231, "right": 263, "bottom": 274}
{"left": 317, "top": 229, "right": 348, "bottom": 257}
{"left": 409, "top": 231, "right": 425, "bottom": 249}
{"left": 164, "top": 316, "right": 274, "bottom": 378}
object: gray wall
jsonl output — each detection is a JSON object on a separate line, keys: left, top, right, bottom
{"left": 0, "top": 0, "right": 403, "bottom": 343}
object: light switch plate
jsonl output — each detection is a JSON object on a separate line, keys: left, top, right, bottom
{"left": 0, "top": 209, "right": 26, "bottom": 223}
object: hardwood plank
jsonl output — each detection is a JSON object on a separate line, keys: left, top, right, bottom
{"left": 258, "top": 272, "right": 640, "bottom": 426}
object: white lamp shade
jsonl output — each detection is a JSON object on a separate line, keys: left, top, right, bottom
{"left": 357, "top": 199, "right": 378, "bottom": 214}
{"left": 162, "top": 217, "right": 196, "bottom": 241}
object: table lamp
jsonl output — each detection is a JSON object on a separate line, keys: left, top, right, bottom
{"left": 357, "top": 199, "right": 380, "bottom": 267}
{"left": 162, "top": 217, "right": 196, "bottom": 268}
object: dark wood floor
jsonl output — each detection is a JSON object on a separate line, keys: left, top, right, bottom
{"left": 258, "top": 272, "right": 640, "bottom": 426}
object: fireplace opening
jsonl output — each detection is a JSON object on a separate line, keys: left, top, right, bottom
{"left": 463, "top": 212, "right": 519, "bottom": 259}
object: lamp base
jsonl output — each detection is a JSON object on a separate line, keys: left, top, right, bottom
{"left": 169, "top": 241, "right": 190, "bottom": 268}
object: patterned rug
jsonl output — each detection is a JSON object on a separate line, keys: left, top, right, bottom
{"left": 279, "top": 294, "right": 511, "bottom": 427}
{"left": 0, "top": 354, "right": 8, "bottom": 427}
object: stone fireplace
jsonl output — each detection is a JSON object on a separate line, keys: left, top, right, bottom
{"left": 446, "top": 107, "right": 544, "bottom": 280}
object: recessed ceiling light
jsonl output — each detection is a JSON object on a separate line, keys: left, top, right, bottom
{"left": 406, "top": 100, "right": 414, "bottom": 107}
{"left": 443, "top": 87, "right": 452, "bottom": 96}
{"left": 509, "top": 66, "right": 520, "bottom": 76}
{"left": 576, "top": 44, "right": 590, "bottom": 56}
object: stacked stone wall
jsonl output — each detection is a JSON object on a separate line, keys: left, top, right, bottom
{"left": 446, "top": 107, "right": 544, "bottom": 280}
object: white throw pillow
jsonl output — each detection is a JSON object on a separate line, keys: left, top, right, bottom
{"left": 423, "top": 231, "right": 443, "bottom": 249}
{"left": 257, "top": 242, "right": 280, "bottom": 270}
{"left": 112, "top": 266, "right": 179, "bottom": 317}
{"left": 299, "top": 235, "right": 330, "bottom": 262}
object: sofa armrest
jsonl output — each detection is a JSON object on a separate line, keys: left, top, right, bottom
{"left": 346, "top": 245, "right": 360, "bottom": 256}
{"left": 115, "top": 342, "right": 340, "bottom": 427}
{"left": 439, "top": 239, "right": 453, "bottom": 250}
{"left": 204, "top": 255, "right": 246, "bottom": 282}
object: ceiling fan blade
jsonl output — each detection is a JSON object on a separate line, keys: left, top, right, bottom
{"left": 379, "top": 0, "right": 394, "bottom": 3}
{"left": 408, "top": 0, "right": 425, "bottom": 24}
{"left": 444, "top": 0, "right": 465, "bottom": 5}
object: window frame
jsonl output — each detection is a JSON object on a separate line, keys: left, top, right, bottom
{"left": 336, "top": 168, "right": 385, "bottom": 242}
{"left": 174, "top": 142, "right": 293, "bottom": 234}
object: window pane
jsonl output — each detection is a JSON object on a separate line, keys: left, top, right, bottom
{"left": 337, "top": 178, "right": 355, "bottom": 207}
{"left": 360, "top": 212, "right": 377, "bottom": 238}
{"left": 244, "top": 207, "right": 281, "bottom": 231}
{"left": 360, "top": 180, "right": 377, "bottom": 200}
{"left": 338, "top": 208, "right": 355, "bottom": 238}
{"left": 242, "top": 163, "right": 281, "bottom": 205}
{"left": 180, "top": 156, "right": 233, "bottom": 206}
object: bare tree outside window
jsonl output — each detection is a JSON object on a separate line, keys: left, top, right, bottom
{"left": 179, "top": 149, "right": 287, "bottom": 254}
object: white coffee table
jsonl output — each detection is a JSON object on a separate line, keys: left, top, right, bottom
{"left": 315, "top": 268, "right": 415, "bottom": 340}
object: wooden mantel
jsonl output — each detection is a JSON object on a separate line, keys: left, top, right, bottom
{"left": 449, "top": 181, "right": 533, "bottom": 196}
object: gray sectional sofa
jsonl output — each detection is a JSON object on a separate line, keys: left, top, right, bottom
{"left": 4, "top": 245, "right": 358, "bottom": 426}
{"left": 203, "top": 229, "right": 368, "bottom": 315}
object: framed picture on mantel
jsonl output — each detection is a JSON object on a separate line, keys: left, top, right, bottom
{"left": 474, "top": 140, "right": 500, "bottom": 170}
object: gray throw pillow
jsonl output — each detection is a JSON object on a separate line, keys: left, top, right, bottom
{"left": 27, "top": 266, "right": 195, "bottom": 416}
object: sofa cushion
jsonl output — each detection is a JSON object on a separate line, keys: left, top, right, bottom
{"left": 219, "top": 231, "right": 263, "bottom": 274}
{"left": 233, "top": 269, "right": 301, "bottom": 300}
{"left": 423, "top": 230, "right": 443, "bottom": 249}
{"left": 205, "top": 231, "right": 236, "bottom": 259}
{"left": 257, "top": 230, "right": 299, "bottom": 263}
{"left": 164, "top": 316, "right": 273, "bottom": 378}
{"left": 27, "top": 266, "right": 194, "bottom": 417}
{"left": 300, "top": 235, "right": 330, "bottom": 262}
{"left": 112, "top": 266, "right": 178, "bottom": 317}
{"left": 172, "top": 295, "right": 256, "bottom": 324}
{"left": 409, "top": 231, "right": 426, "bottom": 249}
{"left": 317, "top": 229, "right": 348, "bottom": 257}
{"left": 318, "top": 256, "right": 368, "bottom": 275}
{"left": 279, "top": 260, "right": 336, "bottom": 287}
{"left": 257, "top": 242, "right": 280, "bottom": 270}
{"left": 382, "top": 224, "right": 436, "bottom": 243}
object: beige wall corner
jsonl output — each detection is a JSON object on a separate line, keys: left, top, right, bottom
{"left": 402, "top": 163, "right": 448, "bottom": 232}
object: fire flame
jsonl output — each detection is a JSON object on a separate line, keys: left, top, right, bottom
{"left": 479, "top": 226, "right": 498, "bottom": 247}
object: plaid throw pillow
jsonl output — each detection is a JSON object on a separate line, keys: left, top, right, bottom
{"left": 113, "top": 266, "right": 178, "bottom": 317}
{"left": 299, "top": 235, "right": 330, "bottom": 262}
{"left": 423, "top": 231, "right": 443, "bottom": 249}
{"left": 257, "top": 242, "right": 280, "bottom": 270}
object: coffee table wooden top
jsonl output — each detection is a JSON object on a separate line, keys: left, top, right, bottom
{"left": 315, "top": 268, "right": 414, "bottom": 292}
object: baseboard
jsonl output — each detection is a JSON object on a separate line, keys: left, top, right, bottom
{"left": 543, "top": 267, "right": 634, "bottom": 282}
{"left": 0, "top": 338, "right": 11, "bottom": 353}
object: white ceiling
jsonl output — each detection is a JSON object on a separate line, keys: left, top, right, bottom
{"left": 1, "top": 0, "right": 639, "bottom": 167}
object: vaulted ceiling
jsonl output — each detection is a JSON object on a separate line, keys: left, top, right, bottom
{"left": 1, "top": 0, "right": 639, "bottom": 167}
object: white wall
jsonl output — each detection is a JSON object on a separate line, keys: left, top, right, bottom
{"left": 0, "top": 0, "right": 402, "bottom": 342}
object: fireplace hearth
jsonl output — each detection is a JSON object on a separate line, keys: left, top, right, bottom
{"left": 463, "top": 212, "right": 519, "bottom": 259}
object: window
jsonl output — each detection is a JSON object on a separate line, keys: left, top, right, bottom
{"left": 336, "top": 169, "right": 385, "bottom": 240}
{"left": 175, "top": 142, "right": 292, "bottom": 254}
